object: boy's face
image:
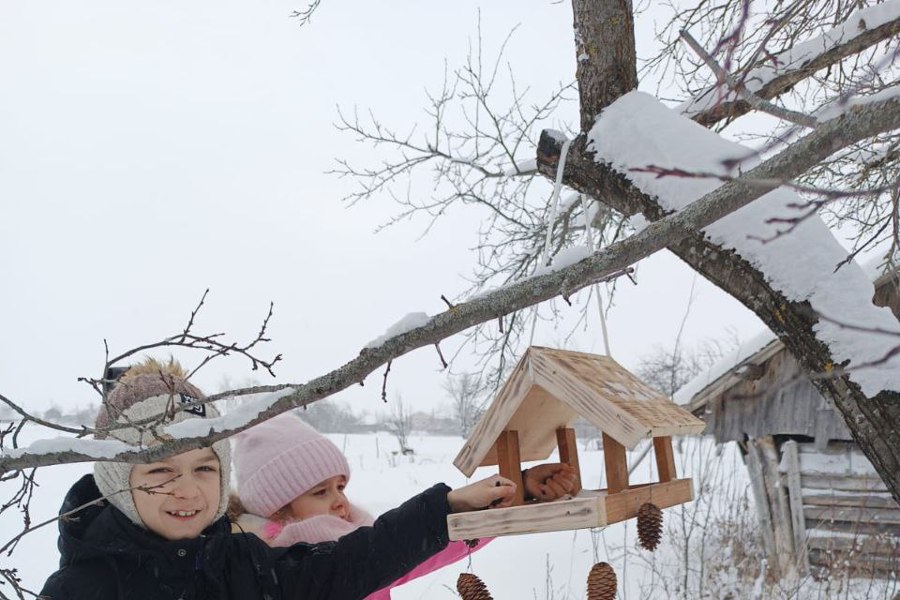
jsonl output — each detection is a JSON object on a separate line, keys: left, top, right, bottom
{"left": 288, "top": 475, "right": 350, "bottom": 522}
{"left": 129, "top": 447, "right": 221, "bottom": 541}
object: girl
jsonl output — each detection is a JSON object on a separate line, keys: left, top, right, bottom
{"left": 40, "top": 360, "right": 517, "bottom": 600}
{"left": 230, "top": 413, "right": 577, "bottom": 599}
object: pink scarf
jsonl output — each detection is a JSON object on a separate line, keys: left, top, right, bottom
{"left": 236, "top": 505, "right": 491, "bottom": 600}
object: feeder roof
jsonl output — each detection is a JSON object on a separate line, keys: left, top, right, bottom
{"left": 454, "top": 346, "right": 706, "bottom": 476}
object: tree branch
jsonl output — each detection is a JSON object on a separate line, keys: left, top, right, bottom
{"left": 688, "top": 14, "right": 900, "bottom": 126}
{"left": 3, "top": 96, "right": 896, "bottom": 475}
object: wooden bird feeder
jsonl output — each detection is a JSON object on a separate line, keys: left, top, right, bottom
{"left": 447, "top": 347, "right": 706, "bottom": 540}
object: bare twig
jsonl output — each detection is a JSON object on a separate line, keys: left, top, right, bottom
{"left": 381, "top": 361, "right": 392, "bottom": 402}
{"left": 679, "top": 28, "right": 819, "bottom": 128}
{"left": 434, "top": 343, "right": 449, "bottom": 369}
{"left": 289, "top": 0, "right": 321, "bottom": 27}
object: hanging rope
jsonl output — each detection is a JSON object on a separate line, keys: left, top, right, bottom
{"left": 529, "top": 137, "right": 572, "bottom": 346}
{"left": 580, "top": 193, "right": 612, "bottom": 357}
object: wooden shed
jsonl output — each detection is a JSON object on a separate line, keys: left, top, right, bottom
{"left": 448, "top": 346, "right": 706, "bottom": 540}
{"left": 681, "top": 263, "right": 900, "bottom": 580}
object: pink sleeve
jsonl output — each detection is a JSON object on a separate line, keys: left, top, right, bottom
{"left": 365, "top": 538, "right": 494, "bottom": 600}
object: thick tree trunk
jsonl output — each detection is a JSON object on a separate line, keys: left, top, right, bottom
{"left": 572, "top": 0, "right": 636, "bottom": 132}
{"left": 539, "top": 0, "right": 900, "bottom": 504}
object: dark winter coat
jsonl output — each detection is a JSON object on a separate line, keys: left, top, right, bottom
{"left": 40, "top": 474, "right": 452, "bottom": 600}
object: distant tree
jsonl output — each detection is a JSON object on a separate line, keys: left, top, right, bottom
{"left": 383, "top": 394, "right": 414, "bottom": 455}
{"left": 71, "top": 404, "right": 99, "bottom": 428}
{"left": 296, "top": 400, "right": 360, "bottom": 433}
{"left": 637, "top": 336, "right": 737, "bottom": 397}
{"left": 42, "top": 406, "right": 62, "bottom": 423}
{"left": 443, "top": 373, "right": 486, "bottom": 438}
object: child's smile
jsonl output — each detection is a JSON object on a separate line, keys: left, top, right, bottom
{"left": 129, "top": 447, "right": 221, "bottom": 540}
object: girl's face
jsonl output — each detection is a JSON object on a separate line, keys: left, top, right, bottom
{"left": 287, "top": 475, "right": 350, "bottom": 522}
{"left": 129, "top": 447, "right": 221, "bottom": 541}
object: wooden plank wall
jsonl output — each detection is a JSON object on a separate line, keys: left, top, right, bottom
{"left": 710, "top": 351, "right": 851, "bottom": 445}
{"left": 779, "top": 440, "right": 900, "bottom": 578}
{"left": 746, "top": 437, "right": 799, "bottom": 579}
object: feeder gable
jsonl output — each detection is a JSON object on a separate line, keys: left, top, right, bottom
{"left": 453, "top": 347, "right": 705, "bottom": 477}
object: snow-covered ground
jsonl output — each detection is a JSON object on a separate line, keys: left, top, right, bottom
{"left": 1, "top": 425, "right": 897, "bottom": 599}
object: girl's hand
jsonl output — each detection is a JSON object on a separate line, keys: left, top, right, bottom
{"left": 523, "top": 463, "right": 577, "bottom": 501}
{"left": 447, "top": 475, "right": 516, "bottom": 512}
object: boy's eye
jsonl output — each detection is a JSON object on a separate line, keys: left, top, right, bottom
{"left": 196, "top": 465, "right": 218, "bottom": 473}
{"left": 147, "top": 467, "right": 171, "bottom": 475}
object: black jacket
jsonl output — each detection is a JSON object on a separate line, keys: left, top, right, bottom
{"left": 40, "top": 474, "right": 452, "bottom": 600}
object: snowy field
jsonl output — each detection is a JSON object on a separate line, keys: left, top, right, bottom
{"left": 1, "top": 425, "right": 897, "bottom": 599}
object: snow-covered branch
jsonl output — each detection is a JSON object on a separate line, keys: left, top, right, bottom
{"left": 3, "top": 95, "right": 896, "bottom": 475}
{"left": 681, "top": 0, "right": 900, "bottom": 125}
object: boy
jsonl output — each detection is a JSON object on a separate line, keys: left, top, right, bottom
{"left": 41, "top": 360, "right": 515, "bottom": 600}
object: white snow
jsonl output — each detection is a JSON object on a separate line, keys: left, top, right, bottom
{"left": 590, "top": 91, "right": 900, "bottom": 398}
{"left": 3, "top": 436, "right": 132, "bottom": 460}
{"left": 676, "top": 254, "right": 898, "bottom": 405}
{"left": 533, "top": 244, "right": 593, "bottom": 276}
{"left": 166, "top": 388, "right": 297, "bottom": 437}
{"left": 679, "top": 0, "right": 900, "bottom": 117}
{"left": 815, "top": 84, "right": 900, "bottom": 122}
{"left": 674, "top": 330, "right": 778, "bottom": 405}
{"left": 3, "top": 427, "right": 894, "bottom": 599}
{"left": 364, "top": 312, "right": 432, "bottom": 348}
{"left": 501, "top": 158, "right": 537, "bottom": 176}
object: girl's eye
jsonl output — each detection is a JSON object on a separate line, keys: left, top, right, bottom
{"left": 338, "top": 485, "right": 346, "bottom": 492}
{"left": 313, "top": 489, "right": 327, "bottom": 497}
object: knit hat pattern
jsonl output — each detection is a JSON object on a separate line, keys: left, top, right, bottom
{"left": 233, "top": 413, "right": 350, "bottom": 518}
{"left": 93, "top": 369, "right": 231, "bottom": 528}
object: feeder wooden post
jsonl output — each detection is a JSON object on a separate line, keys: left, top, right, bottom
{"left": 556, "top": 427, "right": 582, "bottom": 494}
{"left": 653, "top": 436, "right": 677, "bottom": 483}
{"left": 496, "top": 430, "right": 525, "bottom": 505}
{"left": 603, "top": 433, "right": 629, "bottom": 494}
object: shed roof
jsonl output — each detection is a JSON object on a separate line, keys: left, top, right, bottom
{"left": 453, "top": 346, "right": 706, "bottom": 476}
{"left": 676, "top": 258, "right": 900, "bottom": 414}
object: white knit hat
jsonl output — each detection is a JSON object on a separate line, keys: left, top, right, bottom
{"left": 232, "top": 413, "right": 350, "bottom": 518}
{"left": 93, "top": 362, "right": 230, "bottom": 528}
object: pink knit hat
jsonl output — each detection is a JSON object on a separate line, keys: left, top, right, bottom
{"left": 232, "top": 413, "right": 351, "bottom": 518}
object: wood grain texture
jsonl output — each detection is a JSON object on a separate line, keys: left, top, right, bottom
{"left": 496, "top": 430, "right": 525, "bottom": 506}
{"left": 556, "top": 427, "right": 582, "bottom": 494}
{"left": 453, "top": 354, "right": 534, "bottom": 476}
{"left": 653, "top": 436, "right": 677, "bottom": 483}
{"left": 782, "top": 440, "right": 810, "bottom": 574}
{"left": 454, "top": 346, "right": 704, "bottom": 475}
{"left": 447, "top": 494, "right": 606, "bottom": 540}
{"left": 447, "top": 479, "right": 694, "bottom": 539}
{"left": 603, "top": 478, "right": 694, "bottom": 523}
{"left": 603, "top": 433, "right": 628, "bottom": 494}
{"left": 532, "top": 348, "right": 705, "bottom": 443}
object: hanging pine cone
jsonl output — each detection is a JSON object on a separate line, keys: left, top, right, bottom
{"left": 457, "top": 573, "right": 493, "bottom": 600}
{"left": 637, "top": 502, "right": 663, "bottom": 551}
{"left": 586, "top": 562, "right": 617, "bottom": 600}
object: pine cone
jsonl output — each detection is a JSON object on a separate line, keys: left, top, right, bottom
{"left": 637, "top": 502, "right": 663, "bottom": 552}
{"left": 586, "top": 562, "right": 617, "bottom": 600}
{"left": 457, "top": 573, "right": 493, "bottom": 600}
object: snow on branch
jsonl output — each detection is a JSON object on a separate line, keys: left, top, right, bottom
{"left": 683, "top": 0, "right": 900, "bottom": 125}
{"left": 589, "top": 91, "right": 900, "bottom": 397}
{"left": 2, "top": 96, "right": 898, "bottom": 474}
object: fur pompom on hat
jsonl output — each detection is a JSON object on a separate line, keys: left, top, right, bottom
{"left": 93, "top": 358, "right": 231, "bottom": 528}
{"left": 232, "top": 413, "right": 350, "bottom": 518}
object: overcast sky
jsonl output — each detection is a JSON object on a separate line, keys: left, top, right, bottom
{"left": 0, "top": 0, "right": 769, "bottom": 420}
